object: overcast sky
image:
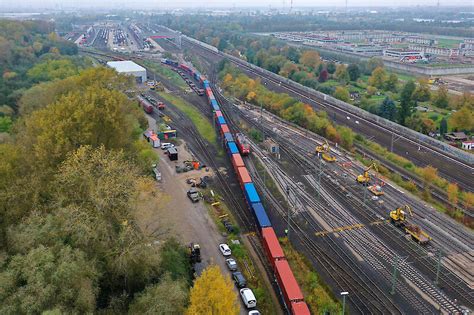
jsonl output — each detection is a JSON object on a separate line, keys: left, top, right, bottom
{"left": 1, "top": 0, "right": 473, "bottom": 9}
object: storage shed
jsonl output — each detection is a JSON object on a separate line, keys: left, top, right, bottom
{"left": 107, "top": 60, "right": 147, "bottom": 83}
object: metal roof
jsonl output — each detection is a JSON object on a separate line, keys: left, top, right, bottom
{"left": 106, "top": 60, "right": 146, "bottom": 73}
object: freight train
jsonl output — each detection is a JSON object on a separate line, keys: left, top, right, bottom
{"left": 161, "top": 59, "right": 311, "bottom": 315}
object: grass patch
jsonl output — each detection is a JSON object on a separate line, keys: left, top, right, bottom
{"left": 140, "top": 60, "right": 187, "bottom": 89}
{"left": 280, "top": 238, "right": 341, "bottom": 314}
{"left": 158, "top": 92, "right": 217, "bottom": 145}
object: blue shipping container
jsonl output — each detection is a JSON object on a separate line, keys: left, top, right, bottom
{"left": 251, "top": 203, "right": 271, "bottom": 229}
{"left": 217, "top": 116, "right": 226, "bottom": 125}
{"left": 244, "top": 183, "right": 261, "bottom": 204}
{"left": 203, "top": 80, "right": 209, "bottom": 88}
{"left": 212, "top": 103, "right": 220, "bottom": 112}
{"left": 228, "top": 142, "right": 239, "bottom": 155}
{"left": 224, "top": 132, "right": 234, "bottom": 143}
{"left": 194, "top": 72, "right": 200, "bottom": 80}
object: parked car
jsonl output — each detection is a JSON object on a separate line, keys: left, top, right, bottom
{"left": 232, "top": 271, "right": 247, "bottom": 288}
{"left": 187, "top": 188, "right": 200, "bottom": 203}
{"left": 219, "top": 243, "right": 231, "bottom": 256}
{"left": 248, "top": 311, "right": 260, "bottom": 315}
{"left": 161, "top": 142, "right": 174, "bottom": 150}
{"left": 240, "top": 288, "right": 257, "bottom": 309}
{"left": 226, "top": 258, "right": 238, "bottom": 271}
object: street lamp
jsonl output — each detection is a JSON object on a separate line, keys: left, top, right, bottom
{"left": 341, "top": 291, "right": 349, "bottom": 315}
{"left": 286, "top": 185, "right": 291, "bottom": 240}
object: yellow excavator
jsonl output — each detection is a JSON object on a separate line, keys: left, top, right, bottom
{"left": 389, "top": 205, "right": 432, "bottom": 244}
{"left": 315, "top": 140, "right": 336, "bottom": 162}
{"left": 356, "top": 162, "right": 378, "bottom": 185}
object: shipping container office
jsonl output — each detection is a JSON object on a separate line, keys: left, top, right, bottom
{"left": 252, "top": 203, "right": 271, "bottom": 230}
{"left": 274, "top": 260, "right": 304, "bottom": 308}
{"left": 261, "top": 227, "right": 285, "bottom": 268}
{"left": 291, "top": 301, "right": 311, "bottom": 315}
{"left": 224, "top": 132, "right": 234, "bottom": 144}
{"left": 227, "top": 142, "right": 239, "bottom": 155}
{"left": 243, "top": 183, "right": 260, "bottom": 204}
{"left": 236, "top": 166, "right": 252, "bottom": 188}
{"left": 231, "top": 154, "right": 244, "bottom": 173}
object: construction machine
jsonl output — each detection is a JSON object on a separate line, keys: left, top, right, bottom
{"left": 390, "top": 205, "right": 432, "bottom": 244}
{"left": 189, "top": 243, "right": 201, "bottom": 263}
{"left": 356, "top": 162, "right": 378, "bottom": 185}
{"left": 315, "top": 140, "right": 336, "bottom": 162}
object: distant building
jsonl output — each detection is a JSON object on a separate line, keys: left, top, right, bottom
{"left": 445, "top": 132, "right": 468, "bottom": 142}
{"left": 383, "top": 49, "right": 425, "bottom": 61}
{"left": 461, "top": 140, "right": 474, "bottom": 150}
{"left": 106, "top": 60, "right": 147, "bottom": 83}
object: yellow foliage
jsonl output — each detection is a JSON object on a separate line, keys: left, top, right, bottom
{"left": 187, "top": 265, "right": 240, "bottom": 315}
{"left": 447, "top": 183, "right": 459, "bottom": 205}
{"left": 246, "top": 91, "right": 257, "bottom": 102}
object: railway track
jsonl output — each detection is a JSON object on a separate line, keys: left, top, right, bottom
{"left": 181, "top": 37, "right": 474, "bottom": 196}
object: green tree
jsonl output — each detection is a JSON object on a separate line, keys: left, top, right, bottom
{"left": 326, "top": 62, "right": 336, "bottom": 74}
{"left": 450, "top": 105, "right": 474, "bottom": 132}
{"left": 398, "top": 80, "right": 416, "bottom": 125}
{"left": 335, "top": 64, "right": 349, "bottom": 83}
{"left": 368, "top": 66, "right": 387, "bottom": 89}
{"left": 412, "top": 78, "right": 431, "bottom": 102}
{"left": 128, "top": 275, "right": 188, "bottom": 315}
{"left": 337, "top": 126, "right": 354, "bottom": 149}
{"left": 27, "top": 58, "right": 80, "bottom": 82}
{"left": 159, "top": 238, "right": 192, "bottom": 284}
{"left": 440, "top": 117, "right": 448, "bottom": 135}
{"left": 299, "top": 50, "right": 320, "bottom": 69}
{"left": 433, "top": 85, "right": 449, "bottom": 109}
{"left": 366, "top": 57, "right": 384, "bottom": 73}
{"left": 385, "top": 73, "right": 399, "bottom": 92}
{"left": 333, "top": 86, "right": 350, "bottom": 102}
{"left": 186, "top": 265, "right": 239, "bottom": 315}
{"left": 378, "top": 97, "right": 397, "bottom": 121}
{"left": 347, "top": 63, "right": 360, "bottom": 81}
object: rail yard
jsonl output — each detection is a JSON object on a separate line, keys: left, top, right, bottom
{"left": 79, "top": 22, "right": 473, "bottom": 315}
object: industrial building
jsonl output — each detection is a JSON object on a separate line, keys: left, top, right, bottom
{"left": 106, "top": 60, "right": 147, "bottom": 83}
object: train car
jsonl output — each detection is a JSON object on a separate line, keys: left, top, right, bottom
{"left": 227, "top": 141, "right": 239, "bottom": 156}
{"left": 203, "top": 80, "right": 210, "bottom": 89}
{"left": 274, "top": 260, "right": 305, "bottom": 309}
{"left": 137, "top": 95, "right": 153, "bottom": 114}
{"left": 193, "top": 72, "right": 201, "bottom": 81}
{"left": 179, "top": 64, "right": 191, "bottom": 73}
{"left": 261, "top": 227, "right": 285, "bottom": 269}
{"left": 216, "top": 116, "right": 226, "bottom": 126}
{"left": 231, "top": 153, "right": 245, "bottom": 173}
{"left": 243, "top": 182, "right": 260, "bottom": 205}
{"left": 236, "top": 166, "right": 252, "bottom": 188}
{"left": 224, "top": 132, "right": 234, "bottom": 144}
{"left": 220, "top": 124, "right": 230, "bottom": 137}
{"left": 291, "top": 301, "right": 311, "bottom": 315}
{"left": 251, "top": 203, "right": 271, "bottom": 230}
{"left": 214, "top": 110, "right": 223, "bottom": 118}
{"left": 236, "top": 133, "right": 250, "bottom": 156}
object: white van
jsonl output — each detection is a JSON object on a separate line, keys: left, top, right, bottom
{"left": 240, "top": 288, "right": 256, "bottom": 309}
{"left": 161, "top": 143, "right": 174, "bottom": 150}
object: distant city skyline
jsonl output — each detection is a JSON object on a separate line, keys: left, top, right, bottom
{"left": 0, "top": 0, "right": 473, "bottom": 10}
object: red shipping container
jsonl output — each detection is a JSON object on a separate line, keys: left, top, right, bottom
{"left": 237, "top": 166, "right": 252, "bottom": 187}
{"left": 291, "top": 301, "right": 311, "bottom": 315}
{"left": 261, "top": 227, "right": 285, "bottom": 268}
{"left": 231, "top": 154, "right": 244, "bottom": 173}
{"left": 214, "top": 110, "right": 223, "bottom": 118}
{"left": 220, "top": 124, "right": 230, "bottom": 136}
{"left": 275, "top": 260, "right": 304, "bottom": 307}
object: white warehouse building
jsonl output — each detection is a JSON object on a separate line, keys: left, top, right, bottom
{"left": 106, "top": 60, "right": 147, "bottom": 83}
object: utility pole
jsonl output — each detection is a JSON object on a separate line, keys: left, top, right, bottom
{"left": 435, "top": 249, "right": 442, "bottom": 286}
{"left": 391, "top": 256, "right": 399, "bottom": 295}
{"left": 341, "top": 291, "right": 349, "bottom": 314}
{"left": 316, "top": 155, "right": 322, "bottom": 202}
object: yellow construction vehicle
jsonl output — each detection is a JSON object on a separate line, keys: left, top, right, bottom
{"left": 390, "top": 205, "right": 432, "bottom": 244}
{"left": 315, "top": 140, "right": 336, "bottom": 162}
{"left": 356, "top": 162, "right": 378, "bottom": 185}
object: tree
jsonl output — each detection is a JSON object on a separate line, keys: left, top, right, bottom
{"left": 337, "top": 126, "right": 354, "bottom": 149}
{"left": 335, "top": 64, "right": 349, "bottom": 83}
{"left": 450, "top": 105, "right": 474, "bottom": 132}
{"left": 129, "top": 276, "right": 188, "bottom": 315}
{"left": 333, "top": 86, "right": 350, "bottom": 102}
{"left": 264, "top": 55, "right": 287, "bottom": 73}
{"left": 27, "top": 59, "right": 80, "bottom": 82}
{"left": 463, "top": 192, "right": 474, "bottom": 210}
{"left": 440, "top": 117, "right": 448, "bottom": 135}
{"left": 412, "top": 78, "right": 431, "bottom": 102}
{"left": 447, "top": 183, "right": 459, "bottom": 207}
{"left": 433, "top": 85, "right": 449, "bottom": 108}
{"left": 326, "top": 62, "right": 336, "bottom": 74}
{"left": 299, "top": 50, "right": 320, "bottom": 69}
{"left": 347, "top": 63, "right": 360, "bottom": 81}
{"left": 186, "top": 265, "right": 239, "bottom": 315}
{"left": 378, "top": 97, "right": 397, "bottom": 121}
{"left": 368, "top": 67, "right": 387, "bottom": 89}
{"left": 279, "top": 61, "right": 298, "bottom": 77}
{"left": 366, "top": 57, "right": 384, "bottom": 73}
{"left": 420, "top": 165, "right": 438, "bottom": 199}
{"left": 318, "top": 69, "right": 328, "bottom": 83}
{"left": 159, "top": 239, "right": 192, "bottom": 284}
{"left": 385, "top": 73, "right": 399, "bottom": 92}
{"left": 246, "top": 91, "right": 257, "bottom": 102}
{"left": 398, "top": 80, "right": 416, "bottom": 125}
